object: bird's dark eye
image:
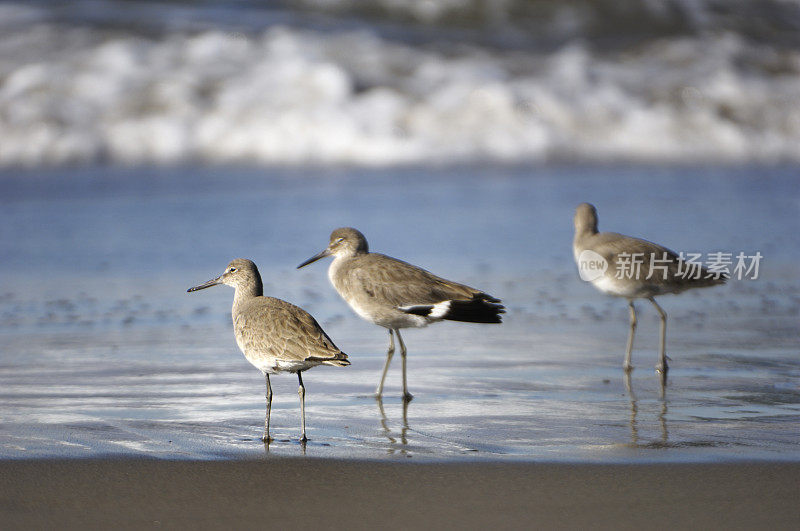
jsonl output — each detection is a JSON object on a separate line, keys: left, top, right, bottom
{"left": 229, "top": 267, "right": 237, "bottom": 273}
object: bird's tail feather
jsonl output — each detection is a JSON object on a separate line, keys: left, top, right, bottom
{"left": 678, "top": 271, "right": 728, "bottom": 289}
{"left": 311, "top": 352, "right": 350, "bottom": 367}
{"left": 399, "top": 294, "right": 505, "bottom": 324}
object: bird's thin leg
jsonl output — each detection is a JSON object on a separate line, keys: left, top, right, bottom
{"left": 624, "top": 300, "right": 637, "bottom": 372}
{"left": 649, "top": 297, "right": 668, "bottom": 375}
{"left": 401, "top": 393, "right": 410, "bottom": 445}
{"left": 376, "top": 329, "right": 395, "bottom": 397}
{"left": 396, "top": 329, "right": 412, "bottom": 402}
{"left": 298, "top": 372, "right": 307, "bottom": 443}
{"left": 262, "top": 373, "right": 273, "bottom": 443}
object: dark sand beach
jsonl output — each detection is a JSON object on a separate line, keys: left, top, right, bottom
{"left": 2, "top": 459, "right": 799, "bottom": 529}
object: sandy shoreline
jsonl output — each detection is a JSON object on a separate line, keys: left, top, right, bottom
{"left": 1, "top": 459, "right": 798, "bottom": 529}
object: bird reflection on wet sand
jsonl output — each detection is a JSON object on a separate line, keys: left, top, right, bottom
{"left": 261, "top": 436, "right": 307, "bottom": 456}
{"left": 376, "top": 397, "right": 411, "bottom": 456}
{"left": 625, "top": 372, "right": 668, "bottom": 447}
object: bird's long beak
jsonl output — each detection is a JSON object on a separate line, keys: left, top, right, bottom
{"left": 187, "top": 275, "right": 222, "bottom": 292}
{"left": 297, "top": 248, "right": 331, "bottom": 269}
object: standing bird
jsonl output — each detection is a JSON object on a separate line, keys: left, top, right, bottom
{"left": 187, "top": 258, "right": 349, "bottom": 442}
{"left": 297, "top": 228, "right": 504, "bottom": 400}
{"left": 573, "top": 203, "right": 725, "bottom": 376}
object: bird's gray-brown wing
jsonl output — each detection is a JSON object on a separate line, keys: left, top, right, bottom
{"left": 339, "top": 253, "right": 496, "bottom": 306}
{"left": 591, "top": 232, "right": 725, "bottom": 290}
{"left": 234, "top": 297, "right": 348, "bottom": 364}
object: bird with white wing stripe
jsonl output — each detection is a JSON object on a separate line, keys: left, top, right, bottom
{"left": 298, "top": 227, "right": 504, "bottom": 401}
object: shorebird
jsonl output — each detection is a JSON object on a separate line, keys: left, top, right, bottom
{"left": 187, "top": 258, "right": 349, "bottom": 442}
{"left": 573, "top": 203, "right": 725, "bottom": 376}
{"left": 297, "top": 227, "right": 504, "bottom": 400}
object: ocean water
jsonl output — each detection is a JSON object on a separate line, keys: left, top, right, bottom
{"left": 1, "top": 0, "right": 800, "bottom": 166}
{"left": 0, "top": 165, "right": 798, "bottom": 461}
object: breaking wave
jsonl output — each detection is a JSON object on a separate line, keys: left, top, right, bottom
{"left": 1, "top": 1, "right": 800, "bottom": 166}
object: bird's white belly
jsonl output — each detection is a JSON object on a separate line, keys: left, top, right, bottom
{"left": 342, "top": 291, "right": 427, "bottom": 329}
{"left": 236, "top": 335, "right": 313, "bottom": 374}
{"left": 243, "top": 353, "right": 313, "bottom": 375}
{"left": 592, "top": 274, "right": 628, "bottom": 296}
{"left": 591, "top": 273, "right": 652, "bottom": 299}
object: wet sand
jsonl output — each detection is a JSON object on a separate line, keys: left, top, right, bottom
{"left": 2, "top": 166, "right": 798, "bottom": 462}
{"left": 1, "top": 459, "right": 798, "bottom": 529}
{"left": 0, "top": 166, "right": 798, "bottom": 463}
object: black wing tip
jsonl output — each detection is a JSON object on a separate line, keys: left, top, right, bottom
{"left": 399, "top": 297, "right": 505, "bottom": 324}
{"left": 310, "top": 352, "right": 350, "bottom": 367}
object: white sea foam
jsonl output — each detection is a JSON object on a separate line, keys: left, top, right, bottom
{"left": 1, "top": 3, "right": 799, "bottom": 166}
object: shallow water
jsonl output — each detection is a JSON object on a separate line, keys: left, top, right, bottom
{"left": 0, "top": 165, "right": 798, "bottom": 461}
